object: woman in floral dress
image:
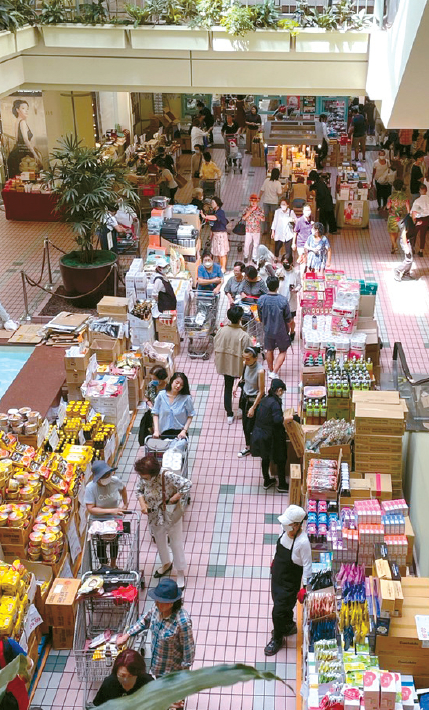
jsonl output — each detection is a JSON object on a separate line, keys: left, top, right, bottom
{"left": 304, "top": 222, "right": 332, "bottom": 275}
{"left": 386, "top": 178, "right": 410, "bottom": 254}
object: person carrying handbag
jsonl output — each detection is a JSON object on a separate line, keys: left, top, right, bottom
{"left": 135, "top": 455, "right": 191, "bottom": 589}
{"left": 233, "top": 346, "right": 265, "bottom": 458}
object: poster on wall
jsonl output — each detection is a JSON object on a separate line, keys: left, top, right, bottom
{"left": 286, "top": 95, "right": 300, "bottom": 117}
{"left": 343, "top": 200, "right": 364, "bottom": 226}
{"left": 0, "top": 91, "right": 48, "bottom": 179}
{"left": 302, "top": 96, "right": 316, "bottom": 114}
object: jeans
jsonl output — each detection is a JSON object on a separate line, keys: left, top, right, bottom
{"left": 275, "top": 240, "right": 293, "bottom": 260}
{"left": 375, "top": 181, "right": 392, "bottom": 208}
{"left": 151, "top": 517, "right": 186, "bottom": 571}
{"left": 319, "top": 208, "right": 337, "bottom": 234}
{"left": 223, "top": 375, "right": 235, "bottom": 417}
{"left": 396, "top": 247, "right": 414, "bottom": 277}
{"left": 240, "top": 394, "right": 257, "bottom": 448}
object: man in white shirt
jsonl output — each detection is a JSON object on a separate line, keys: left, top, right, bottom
{"left": 371, "top": 150, "right": 392, "bottom": 210}
{"left": 411, "top": 183, "right": 429, "bottom": 256}
{"left": 314, "top": 114, "right": 329, "bottom": 169}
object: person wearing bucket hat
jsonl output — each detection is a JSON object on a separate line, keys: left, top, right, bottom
{"left": 264, "top": 504, "right": 312, "bottom": 656}
{"left": 251, "top": 379, "right": 299, "bottom": 492}
{"left": 116, "top": 579, "right": 195, "bottom": 682}
{"left": 84, "top": 461, "right": 128, "bottom": 569}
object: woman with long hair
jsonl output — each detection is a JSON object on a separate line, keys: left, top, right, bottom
{"left": 152, "top": 372, "right": 195, "bottom": 440}
{"left": 7, "top": 99, "right": 42, "bottom": 178}
{"left": 259, "top": 168, "right": 284, "bottom": 235}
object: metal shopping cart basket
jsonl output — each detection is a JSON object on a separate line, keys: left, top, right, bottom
{"left": 241, "top": 305, "right": 265, "bottom": 349}
{"left": 82, "top": 511, "right": 141, "bottom": 576}
{"left": 144, "top": 435, "right": 190, "bottom": 504}
{"left": 184, "top": 290, "right": 219, "bottom": 359}
{"left": 200, "top": 178, "right": 221, "bottom": 200}
{"left": 225, "top": 134, "right": 243, "bottom": 174}
{"left": 72, "top": 570, "right": 140, "bottom": 708}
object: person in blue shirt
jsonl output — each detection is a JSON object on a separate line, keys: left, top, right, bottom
{"left": 201, "top": 197, "right": 230, "bottom": 272}
{"left": 257, "top": 275, "right": 291, "bottom": 379}
{"left": 197, "top": 250, "right": 223, "bottom": 293}
{"left": 152, "top": 372, "right": 196, "bottom": 439}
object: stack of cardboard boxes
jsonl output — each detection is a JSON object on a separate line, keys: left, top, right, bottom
{"left": 156, "top": 316, "right": 180, "bottom": 356}
{"left": 251, "top": 137, "right": 265, "bottom": 167}
{"left": 65, "top": 347, "right": 90, "bottom": 401}
{"left": 45, "top": 577, "right": 81, "bottom": 650}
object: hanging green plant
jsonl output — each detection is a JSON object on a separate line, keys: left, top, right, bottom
{"left": 277, "top": 17, "right": 301, "bottom": 35}
{"left": 220, "top": 2, "right": 255, "bottom": 36}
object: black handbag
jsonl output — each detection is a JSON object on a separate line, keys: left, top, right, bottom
{"left": 232, "top": 220, "right": 246, "bottom": 236}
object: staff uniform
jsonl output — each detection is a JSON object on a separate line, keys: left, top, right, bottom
{"left": 250, "top": 392, "right": 289, "bottom": 488}
{"left": 271, "top": 529, "right": 312, "bottom": 640}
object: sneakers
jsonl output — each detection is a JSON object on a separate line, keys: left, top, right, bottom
{"left": 263, "top": 478, "right": 276, "bottom": 490}
{"left": 237, "top": 448, "right": 251, "bottom": 458}
{"left": 268, "top": 371, "right": 275, "bottom": 379}
{"left": 394, "top": 269, "right": 402, "bottom": 282}
{"left": 290, "top": 332, "right": 295, "bottom": 342}
{"left": 277, "top": 483, "right": 289, "bottom": 493}
{"left": 264, "top": 636, "right": 283, "bottom": 656}
{"left": 418, "top": 251, "right": 424, "bottom": 257}
{"left": 284, "top": 622, "right": 298, "bottom": 636}
{"left": 227, "top": 415, "right": 234, "bottom": 425}
{"left": 403, "top": 273, "right": 417, "bottom": 280}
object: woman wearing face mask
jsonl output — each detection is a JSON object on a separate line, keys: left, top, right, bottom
{"left": 152, "top": 259, "right": 177, "bottom": 313}
{"left": 93, "top": 649, "right": 153, "bottom": 705}
{"left": 233, "top": 346, "right": 265, "bottom": 458}
{"left": 84, "top": 461, "right": 128, "bottom": 569}
{"left": 271, "top": 199, "right": 297, "bottom": 261}
{"left": 201, "top": 197, "right": 229, "bottom": 272}
{"left": 276, "top": 256, "right": 301, "bottom": 342}
{"left": 250, "top": 379, "right": 296, "bottom": 493}
{"left": 264, "top": 505, "right": 312, "bottom": 656}
{"left": 116, "top": 579, "right": 194, "bottom": 688}
{"left": 138, "top": 366, "right": 169, "bottom": 446}
{"left": 134, "top": 456, "right": 191, "bottom": 588}
{"left": 152, "top": 372, "right": 195, "bottom": 440}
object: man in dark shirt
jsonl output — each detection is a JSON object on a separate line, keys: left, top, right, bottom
{"left": 257, "top": 275, "right": 291, "bottom": 378}
{"left": 222, "top": 115, "right": 239, "bottom": 157}
{"left": 410, "top": 150, "right": 426, "bottom": 204}
{"left": 197, "top": 100, "right": 214, "bottom": 145}
{"left": 309, "top": 171, "right": 337, "bottom": 235}
{"left": 348, "top": 107, "right": 367, "bottom": 161}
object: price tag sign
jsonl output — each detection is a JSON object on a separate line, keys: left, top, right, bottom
{"left": 88, "top": 408, "right": 96, "bottom": 421}
{"left": 59, "top": 554, "right": 73, "bottom": 579}
{"left": 415, "top": 615, "right": 429, "bottom": 647}
{"left": 85, "top": 353, "right": 98, "bottom": 385}
{"left": 57, "top": 399, "right": 67, "bottom": 428}
{"left": 48, "top": 427, "right": 59, "bottom": 451}
{"left": 37, "top": 418, "right": 49, "bottom": 448}
{"left": 19, "top": 604, "right": 43, "bottom": 653}
{"left": 67, "top": 516, "right": 82, "bottom": 564}
{"left": 79, "top": 508, "right": 88, "bottom": 537}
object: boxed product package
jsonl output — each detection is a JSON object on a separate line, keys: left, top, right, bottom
{"left": 45, "top": 578, "right": 81, "bottom": 628}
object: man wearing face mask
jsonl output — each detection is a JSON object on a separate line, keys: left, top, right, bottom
{"left": 264, "top": 504, "right": 312, "bottom": 656}
{"left": 152, "top": 258, "right": 177, "bottom": 313}
{"left": 276, "top": 255, "right": 301, "bottom": 342}
{"left": 293, "top": 203, "right": 314, "bottom": 278}
{"left": 84, "top": 461, "right": 128, "bottom": 569}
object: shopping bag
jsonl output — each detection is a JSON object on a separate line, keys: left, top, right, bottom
{"left": 175, "top": 173, "right": 187, "bottom": 188}
{"left": 232, "top": 220, "right": 246, "bottom": 236}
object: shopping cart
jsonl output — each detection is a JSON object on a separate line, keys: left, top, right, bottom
{"left": 73, "top": 570, "right": 140, "bottom": 708}
{"left": 184, "top": 291, "right": 219, "bottom": 359}
{"left": 200, "top": 178, "right": 221, "bottom": 200}
{"left": 224, "top": 134, "right": 243, "bottom": 174}
{"left": 144, "top": 435, "right": 190, "bottom": 505}
{"left": 82, "top": 511, "right": 141, "bottom": 576}
{"left": 241, "top": 304, "right": 265, "bottom": 349}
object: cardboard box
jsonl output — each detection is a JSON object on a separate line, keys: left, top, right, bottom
{"left": 359, "top": 294, "right": 376, "bottom": 318}
{"left": 302, "top": 366, "right": 325, "bottom": 386}
{"left": 348, "top": 478, "right": 372, "bottom": 498}
{"left": 365, "top": 473, "right": 393, "bottom": 500}
{"left": 52, "top": 626, "right": 74, "bottom": 650}
{"left": 97, "top": 296, "right": 129, "bottom": 318}
{"left": 393, "top": 581, "right": 404, "bottom": 616}
{"left": 353, "top": 390, "right": 400, "bottom": 406}
{"left": 355, "top": 404, "right": 406, "bottom": 436}
{"left": 67, "top": 384, "right": 84, "bottom": 401}
{"left": 379, "top": 579, "right": 396, "bottom": 615}
{"left": 65, "top": 369, "right": 85, "bottom": 386}
{"left": 283, "top": 409, "right": 304, "bottom": 458}
{"left": 171, "top": 212, "right": 201, "bottom": 230}
{"left": 355, "top": 435, "right": 402, "bottom": 455}
{"left": 289, "top": 464, "right": 302, "bottom": 505}
{"left": 160, "top": 237, "right": 199, "bottom": 258}
{"left": 404, "top": 517, "right": 414, "bottom": 566}
{"left": 373, "top": 558, "right": 392, "bottom": 580}
{"left": 64, "top": 350, "right": 90, "bottom": 371}
{"left": 89, "top": 338, "right": 121, "bottom": 363}
{"left": 45, "top": 578, "right": 81, "bottom": 628}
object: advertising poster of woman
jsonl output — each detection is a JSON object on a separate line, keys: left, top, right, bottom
{"left": 0, "top": 92, "right": 48, "bottom": 179}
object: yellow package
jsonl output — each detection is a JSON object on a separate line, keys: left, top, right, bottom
{"left": 2, "top": 571, "right": 20, "bottom": 596}
{"left": 0, "top": 616, "right": 13, "bottom": 636}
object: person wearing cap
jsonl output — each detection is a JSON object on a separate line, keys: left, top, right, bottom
{"left": 116, "top": 579, "right": 195, "bottom": 683}
{"left": 242, "top": 194, "right": 265, "bottom": 263}
{"left": 152, "top": 259, "right": 177, "bottom": 313}
{"left": 250, "top": 379, "right": 296, "bottom": 492}
{"left": 84, "top": 461, "right": 128, "bottom": 568}
{"left": 264, "top": 504, "right": 312, "bottom": 656}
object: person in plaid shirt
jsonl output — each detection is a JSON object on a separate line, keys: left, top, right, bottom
{"left": 116, "top": 579, "right": 195, "bottom": 681}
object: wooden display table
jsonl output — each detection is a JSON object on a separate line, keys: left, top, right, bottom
{"left": 2, "top": 188, "right": 59, "bottom": 222}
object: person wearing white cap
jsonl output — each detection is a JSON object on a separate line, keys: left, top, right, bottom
{"left": 152, "top": 258, "right": 177, "bottom": 313}
{"left": 264, "top": 504, "right": 312, "bottom": 656}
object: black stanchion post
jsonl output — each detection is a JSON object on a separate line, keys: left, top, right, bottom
{"left": 44, "top": 238, "right": 54, "bottom": 291}
{"left": 20, "top": 271, "right": 32, "bottom": 322}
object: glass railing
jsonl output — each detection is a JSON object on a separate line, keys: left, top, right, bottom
{"left": 392, "top": 341, "right": 429, "bottom": 431}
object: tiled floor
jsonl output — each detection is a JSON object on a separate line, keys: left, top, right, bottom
{"left": 1, "top": 145, "right": 428, "bottom": 709}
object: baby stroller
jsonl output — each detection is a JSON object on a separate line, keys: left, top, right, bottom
{"left": 225, "top": 137, "right": 243, "bottom": 174}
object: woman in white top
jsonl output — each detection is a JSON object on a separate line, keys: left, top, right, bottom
{"left": 270, "top": 199, "right": 297, "bottom": 260}
{"left": 259, "top": 168, "right": 284, "bottom": 234}
{"left": 191, "top": 117, "right": 210, "bottom": 152}
{"left": 157, "top": 158, "right": 178, "bottom": 204}
{"left": 371, "top": 149, "right": 392, "bottom": 210}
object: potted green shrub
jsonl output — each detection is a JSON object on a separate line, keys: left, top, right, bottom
{"left": 126, "top": 0, "right": 209, "bottom": 51}
{"left": 42, "top": 135, "right": 139, "bottom": 305}
{"left": 40, "top": 0, "right": 127, "bottom": 49}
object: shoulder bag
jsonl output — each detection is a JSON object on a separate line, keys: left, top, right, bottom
{"left": 233, "top": 219, "right": 246, "bottom": 236}
{"left": 162, "top": 470, "right": 185, "bottom": 527}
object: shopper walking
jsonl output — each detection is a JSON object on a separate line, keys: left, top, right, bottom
{"left": 224, "top": 261, "right": 246, "bottom": 306}
{"left": 93, "top": 650, "right": 153, "bottom": 706}
{"left": 201, "top": 197, "right": 229, "bottom": 272}
{"left": 84, "top": 460, "right": 128, "bottom": 568}
{"left": 191, "top": 117, "right": 210, "bottom": 152}
{"left": 264, "top": 504, "right": 312, "bottom": 655}
{"left": 394, "top": 214, "right": 417, "bottom": 282}
{"left": 152, "top": 259, "right": 177, "bottom": 313}
{"left": 276, "top": 255, "right": 301, "bottom": 342}
{"left": 197, "top": 250, "right": 223, "bottom": 294}
{"left": 117, "top": 579, "right": 195, "bottom": 684}
{"left": 371, "top": 150, "right": 392, "bottom": 210}
{"left": 240, "top": 264, "right": 268, "bottom": 305}
{"left": 221, "top": 114, "right": 239, "bottom": 157}
{"left": 138, "top": 366, "right": 169, "bottom": 445}
{"left": 133, "top": 456, "right": 191, "bottom": 588}
{"left": 250, "top": 379, "right": 291, "bottom": 492}
{"left": 197, "top": 99, "right": 215, "bottom": 143}
{"left": 308, "top": 171, "right": 337, "bottom": 235}
{"left": 290, "top": 176, "right": 310, "bottom": 211}
{"left": 410, "top": 150, "right": 426, "bottom": 204}
{"left": 245, "top": 105, "right": 262, "bottom": 153}
{"left": 271, "top": 199, "right": 297, "bottom": 261}
{"left": 259, "top": 168, "right": 283, "bottom": 235}
{"left": 315, "top": 113, "right": 329, "bottom": 170}
{"left": 398, "top": 129, "right": 413, "bottom": 159}
{"left": 386, "top": 179, "right": 410, "bottom": 254}
{"left": 233, "top": 346, "right": 265, "bottom": 459}
{"left": 152, "top": 372, "right": 195, "bottom": 440}
{"left": 411, "top": 183, "right": 429, "bottom": 256}
{"left": 190, "top": 144, "right": 204, "bottom": 188}
{"left": 200, "top": 151, "right": 222, "bottom": 182}
{"left": 157, "top": 158, "right": 178, "bottom": 204}
{"left": 304, "top": 222, "right": 332, "bottom": 276}
{"left": 258, "top": 275, "right": 291, "bottom": 378}
{"left": 242, "top": 193, "right": 265, "bottom": 263}
{"left": 348, "top": 106, "right": 367, "bottom": 161}
{"left": 293, "top": 203, "right": 314, "bottom": 276}
{"left": 214, "top": 305, "right": 251, "bottom": 424}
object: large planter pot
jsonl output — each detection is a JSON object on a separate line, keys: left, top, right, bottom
{"left": 129, "top": 25, "right": 209, "bottom": 51}
{"left": 15, "top": 25, "right": 38, "bottom": 52}
{"left": 60, "top": 250, "right": 117, "bottom": 308}
{"left": 0, "top": 30, "right": 16, "bottom": 59}
{"left": 211, "top": 27, "right": 290, "bottom": 52}
{"left": 295, "top": 28, "right": 369, "bottom": 53}
{"left": 41, "top": 23, "right": 127, "bottom": 49}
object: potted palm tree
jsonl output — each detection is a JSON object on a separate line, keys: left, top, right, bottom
{"left": 42, "top": 135, "right": 139, "bottom": 306}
